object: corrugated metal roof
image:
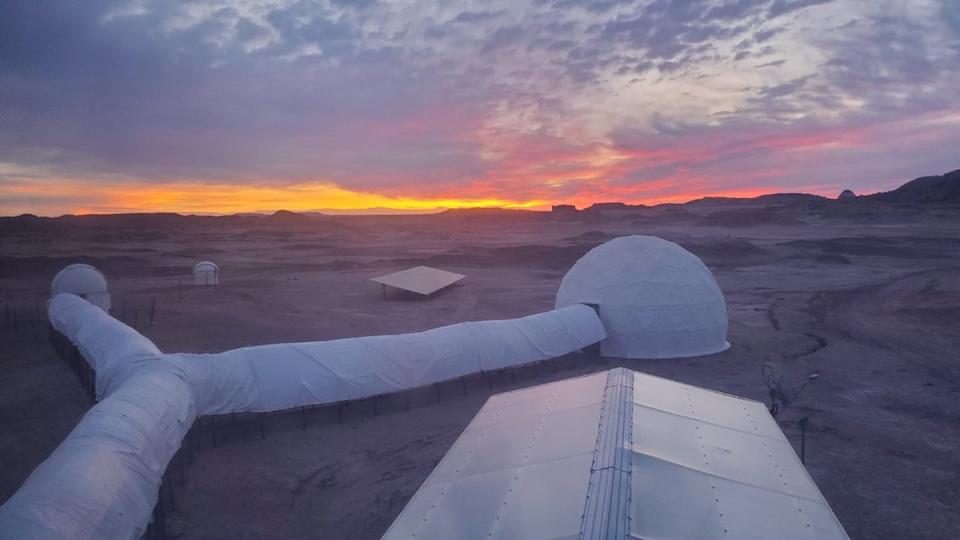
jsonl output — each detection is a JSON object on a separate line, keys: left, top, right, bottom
{"left": 384, "top": 368, "right": 849, "bottom": 540}
{"left": 580, "top": 369, "right": 633, "bottom": 539}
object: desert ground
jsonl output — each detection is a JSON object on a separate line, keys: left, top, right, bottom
{"left": 2, "top": 203, "right": 959, "bottom": 539}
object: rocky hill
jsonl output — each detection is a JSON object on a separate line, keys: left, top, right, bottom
{"left": 865, "top": 169, "right": 960, "bottom": 204}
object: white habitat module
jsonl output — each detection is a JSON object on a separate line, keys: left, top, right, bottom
{"left": 174, "top": 303, "right": 605, "bottom": 414}
{"left": 385, "top": 368, "right": 849, "bottom": 540}
{"left": 51, "top": 263, "right": 111, "bottom": 311}
{"left": 0, "top": 294, "right": 606, "bottom": 538}
{"left": 3, "top": 296, "right": 189, "bottom": 539}
{"left": 192, "top": 261, "right": 219, "bottom": 285}
{"left": 0, "top": 363, "right": 197, "bottom": 539}
{"left": 556, "top": 235, "right": 729, "bottom": 358}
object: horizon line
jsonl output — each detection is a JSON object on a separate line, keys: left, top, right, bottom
{"left": 1, "top": 191, "right": 845, "bottom": 219}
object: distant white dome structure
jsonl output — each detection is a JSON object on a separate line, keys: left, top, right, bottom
{"left": 556, "top": 235, "right": 729, "bottom": 359}
{"left": 51, "top": 263, "right": 111, "bottom": 311}
{"left": 193, "top": 261, "right": 219, "bottom": 286}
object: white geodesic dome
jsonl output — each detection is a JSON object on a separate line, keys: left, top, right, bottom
{"left": 556, "top": 235, "right": 729, "bottom": 359}
{"left": 192, "top": 261, "right": 219, "bottom": 286}
{"left": 51, "top": 263, "right": 111, "bottom": 311}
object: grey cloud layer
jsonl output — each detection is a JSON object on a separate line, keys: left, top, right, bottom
{"left": 0, "top": 0, "right": 958, "bottom": 197}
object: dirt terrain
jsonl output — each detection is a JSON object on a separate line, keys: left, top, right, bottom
{"left": 2, "top": 205, "right": 959, "bottom": 539}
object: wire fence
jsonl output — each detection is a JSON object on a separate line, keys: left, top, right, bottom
{"left": 2, "top": 295, "right": 162, "bottom": 343}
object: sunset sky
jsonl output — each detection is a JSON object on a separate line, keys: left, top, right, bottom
{"left": 1, "top": 0, "right": 958, "bottom": 215}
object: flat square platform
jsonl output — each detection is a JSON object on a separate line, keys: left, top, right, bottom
{"left": 371, "top": 266, "right": 465, "bottom": 296}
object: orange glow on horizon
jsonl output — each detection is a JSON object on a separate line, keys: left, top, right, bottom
{"left": 0, "top": 176, "right": 822, "bottom": 217}
{"left": 2, "top": 122, "right": 866, "bottom": 216}
{"left": 0, "top": 179, "right": 550, "bottom": 216}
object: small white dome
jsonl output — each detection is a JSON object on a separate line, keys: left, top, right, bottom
{"left": 193, "top": 261, "right": 219, "bottom": 285}
{"left": 556, "top": 235, "right": 729, "bottom": 359}
{"left": 51, "top": 263, "right": 111, "bottom": 311}
{"left": 193, "top": 261, "right": 218, "bottom": 272}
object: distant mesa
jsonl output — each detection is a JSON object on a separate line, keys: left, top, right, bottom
{"left": 688, "top": 193, "right": 827, "bottom": 208}
{"left": 865, "top": 169, "right": 960, "bottom": 204}
{"left": 265, "top": 209, "right": 318, "bottom": 224}
{"left": 578, "top": 202, "right": 649, "bottom": 219}
{"left": 551, "top": 204, "right": 579, "bottom": 220}
{"left": 583, "top": 202, "right": 646, "bottom": 212}
{"left": 838, "top": 189, "right": 857, "bottom": 201}
{"left": 754, "top": 192, "right": 828, "bottom": 205}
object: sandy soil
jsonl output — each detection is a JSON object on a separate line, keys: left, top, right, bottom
{"left": 2, "top": 208, "right": 959, "bottom": 539}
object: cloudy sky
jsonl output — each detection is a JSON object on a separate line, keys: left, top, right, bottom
{"left": 1, "top": 0, "right": 958, "bottom": 215}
